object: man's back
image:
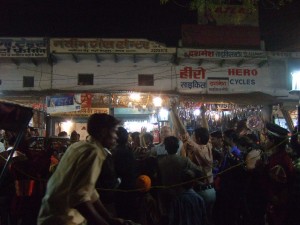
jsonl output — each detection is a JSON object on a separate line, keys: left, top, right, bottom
{"left": 38, "top": 138, "right": 107, "bottom": 225}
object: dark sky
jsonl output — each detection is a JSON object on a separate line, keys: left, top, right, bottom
{"left": 1, "top": 0, "right": 300, "bottom": 49}
{"left": 0, "top": 0, "right": 196, "bottom": 46}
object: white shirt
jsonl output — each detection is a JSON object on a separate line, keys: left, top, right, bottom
{"left": 38, "top": 137, "right": 107, "bottom": 225}
{"left": 152, "top": 140, "right": 183, "bottom": 156}
{"left": 0, "top": 142, "right": 5, "bottom": 153}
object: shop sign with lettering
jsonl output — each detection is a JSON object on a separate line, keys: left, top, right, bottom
{"left": 267, "top": 51, "right": 300, "bottom": 59}
{"left": 46, "top": 94, "right": 81, "bottom": 114}
{"left": 198, "top": 4, "right": 258, "bottom": 26}
{"left": 0, "top": 37, "right": 47, "bottom": 58}
{"left": 207, "top": 77, "right": 229, "bottom": 94}
{"left": 179, "top": 66, "right": 207, "bottom": 93}
{"left": 50, "top": 38, "right": 176, "bottom": 54}
{"left": 177, "top": 65, "right": 270, "bottom": 93}
{"left": 51, "top": 108, "right": 109, "bottom": 117}
{"left": 177, "top": 48, "right": 266, "bottom": 60}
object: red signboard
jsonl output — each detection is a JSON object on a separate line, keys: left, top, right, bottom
{"left": 182, "top": 25, "right": 261, "bottom": 49}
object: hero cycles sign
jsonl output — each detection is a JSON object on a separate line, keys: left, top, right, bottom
{"left": 179, "top": 66, "right": 259, "bottom": 89}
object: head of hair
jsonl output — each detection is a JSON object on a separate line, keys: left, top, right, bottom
{"left": 210, "top": 130, "right": 223, "bottom": 139}
{"left": 116, "top": 126, "right": 128, "bottom": 145}
{"left": 266, "top": 123, "right": 289, "bottom": 149}
{"left": 70, "top": 130, "right": 78, "bottom": 141}
{"left": 194, "top": 127, "right": 209, "bottom": 145}
{"left": 87, "top": 113, "right": 120, "bottom": 139}
{"left": 164, "top": 136, "right": 179, "bottom": 155}
{"left": 237, "top": 136, "right": 254, "bottom": 152}
{"left": 236, "top": 119, "right": 247, "bottom": 132}
{"left": 142, "top": 132, "right": 154, "bottom": 146}
{"left": 131, "top": 132, "right": 139, "bottom": 139}
{"left": 224, "top": 129, "right": 239, "bottom": 144}
{"left": 58, "top": 131, "right": 68, "bottom": 137}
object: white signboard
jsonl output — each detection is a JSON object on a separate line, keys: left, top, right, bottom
{"left": 50, "top": 38, "right": 176, "bottom": 54}
{"left": 207, "top": 77, "right": 229, "bottom": 94}
{"left": 177, "top": 48, "right": 266, "bottom": 59}
{"left": 46, "top": 94, "right": 81, "bottom": 114}
{"left": 0, "top": 37, "right": 47, "bottom": 58}
{"left": 178, "top": 66, "right": 207, "bottom": 93}
{"left": 267, "top": 51, "right": 300, "bottom": 59}
{"left": 177, "top": 65, "right": 270, "bottom": 93}
{"left": 51, "top": 108, "right": 109, "bottom": 117}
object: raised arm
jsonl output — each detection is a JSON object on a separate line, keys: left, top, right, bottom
{"left": 200, "top": 105, "right": 209, "bottom": 131}
{"left": 170, "top": 103, "right": 186, "bottom": 136}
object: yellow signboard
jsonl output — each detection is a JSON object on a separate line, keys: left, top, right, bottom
{"left": 51, "top": 108, "right": 109, "bottom": 117}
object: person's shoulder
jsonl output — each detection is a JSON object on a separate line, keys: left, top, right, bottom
{"left": 154, "top": 143, "right": 164, "bottom": 149}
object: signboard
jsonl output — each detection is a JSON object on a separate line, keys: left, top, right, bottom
{"left": 80, "top": 93, "right": 93, "bottom": 108}
{"left": 182, "top": 25, "right": 260, "bottom": 48}
{"left": 267, "top": 51, "right": 300, "bottom": 59}
{"left": 178, "top": 48, "right": 266, "bottom": 59}
{"left": 198, "top": 4, "right": 259, "bottom": 27}
{"left": 50, "top": 38, "right": 176, "bottom": 54}
{"left": 0, "top": 37, "right": 47, "bottom": 58}
{"left": 178, "top": 66, "right": 207, "bottom": 93}
{"left": 46, "top": 94, "right": 81, "bottom": 113}
{"left": 177, "top": 65, "right": 270, "bottom": 93}
{"left": 207, "top": 77, "right": 229, "bottom": 94}
{"left": 51, "top": 108, "right": 109, "bottom": 117}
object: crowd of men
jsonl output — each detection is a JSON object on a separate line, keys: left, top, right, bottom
{"left": 0, "top": 106, "right": 300, "bottom": 225}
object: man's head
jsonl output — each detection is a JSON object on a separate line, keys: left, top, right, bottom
{"left": 131, "top": 132, "right": 140, "bottom": 147}
{"left": 210, "top": 130, "right": 223, "bottom": 148}
{"left": 87, "top": 113, "right": 120, "bottom": 149}
{"left": 265, "top": 122, "right": 289, "bottom": 150}
{"left": 194, "top": 127, "right": 209, "bottom": 145}
{"left": 164, "top": 136, "right": 179, "bottom": 155}
{"left": 160, "top": 126, "right": 172, "bottom": 143}
{"left": 223, "top": 129, "right": 239, "bottom": 147}
{"left": 116, "top": 126, "right": 129, "bottom": 145}
{"left": 141, "top": 132, "right": 154, "bottom": 147}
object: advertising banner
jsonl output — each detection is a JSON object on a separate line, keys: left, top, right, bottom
{"left": 0, "top": 37, "right": 47, "bottom": 58}
{"left": 178, "top": 66, "right": 207, "bottom": 93}
{"left": 267, "top": 51, "right": 300, "bottom": 59}
{"left": 207, "top": 77, "right": 229, "bottom": 94}
{"left": 80, "top": 93, "right": 93, "bottom": 108}
{"left": 46, "top": 94, "right": 81, "bottom": 113}
{"left": 182, "top": 25, "right": 260, "bottom": 48}
{"left": 197, "top": 4, "right": 258, "bottom": 26}
{"left": 50, "top": 38, "right": 176, "bottom": 54}
{"left": 178, "top": 48, "right": 266, "bottom": 60}
{"left": 51, "top": 108, "right": 109, "bottom": 117}
{"left": 177, "top": 65, "right": 270, "bottom": 93}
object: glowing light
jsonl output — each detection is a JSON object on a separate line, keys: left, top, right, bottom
{"left": 61, "top": 120, "right": 74, "bottom": 135}
{"left": 158, "top": 108, "right": 169, "bottom": 121}
{"left": 153, "top": 97, "right": 162, "bottom": 107}
{"left": 124, "top": 120, "right": 154, "bottom": 132}
{"left": 130, "top": 93, "right": 141, "bottom": 101}
{"left": 291, "top": 71, "right": 300, "bottom": 91}
{"left": 193, "top": 109, "right": 201, "bottom": 117}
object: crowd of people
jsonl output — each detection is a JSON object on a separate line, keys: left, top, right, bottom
{"left": 0, "top": 105, "right": 300, "bottom": 225}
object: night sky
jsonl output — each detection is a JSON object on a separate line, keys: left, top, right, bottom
{"left": 0, "top": 0, "right": 300, "bottom": 50}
